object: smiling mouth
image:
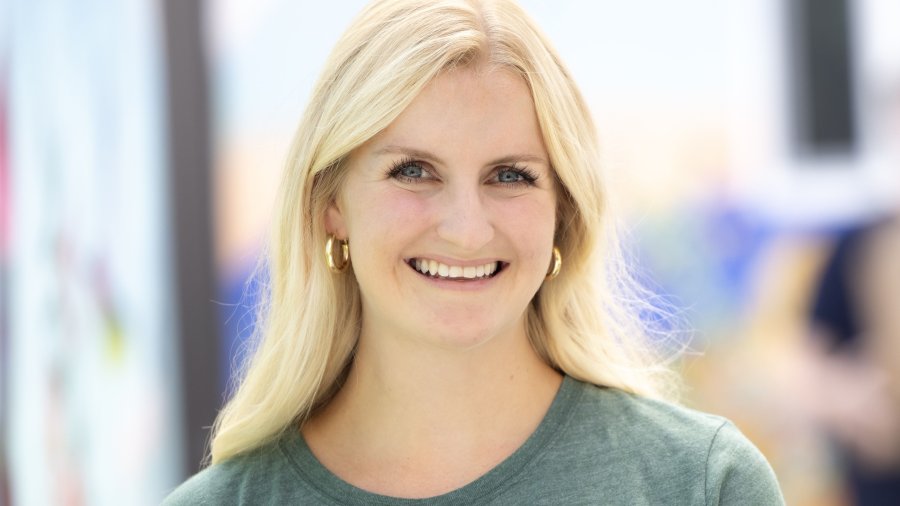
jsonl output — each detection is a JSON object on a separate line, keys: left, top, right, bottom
{"left": 407, "top": 258, "right": 505, "bottom": 280}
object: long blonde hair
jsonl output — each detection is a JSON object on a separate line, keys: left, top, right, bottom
{"left": 210, "top": 0, "right": 681, "bottom": 464}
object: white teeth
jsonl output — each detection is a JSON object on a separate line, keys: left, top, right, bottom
{"left": 412, "top": 259, "right": 500, "bottom": 280}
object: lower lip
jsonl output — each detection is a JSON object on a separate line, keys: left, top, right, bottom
{"left": 407, "top": 263, "right": 503, "bottom": 290}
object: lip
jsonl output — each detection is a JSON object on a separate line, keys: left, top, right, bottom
{"left": 405, "top": 254, "right": 505, "bottom": 268}
{"left": 404, "top": 256, "right": 508, "bottom": 289}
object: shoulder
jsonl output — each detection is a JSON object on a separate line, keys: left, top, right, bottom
{"left": 571, "top": 382, "right": 728, "bottom": 450}
{"left": 162, "top": 461, "right": 241, "bottom": 506}
{"left": 546, "top": 380, "right": 784, "bottom": 504}
{"left": 162, "top": 435, "right": 319, "bottom": 506}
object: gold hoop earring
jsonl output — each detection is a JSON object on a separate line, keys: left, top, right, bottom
{"left": 325, "top": 235, "right": 350, "bottom": 273}
{"left": 546, "top": 246, "right": 561, "bottom": 280}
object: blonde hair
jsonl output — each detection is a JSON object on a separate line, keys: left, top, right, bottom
{"left": 210, "top": 0, "right": 681, "bottom": 464}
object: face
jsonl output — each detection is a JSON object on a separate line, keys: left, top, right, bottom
{"left": 326, "top": 67, "right": 557, "bottom": 349}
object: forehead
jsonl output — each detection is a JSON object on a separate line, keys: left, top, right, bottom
{"left": 361, "top": 66, "right": 547, "bottom": 165}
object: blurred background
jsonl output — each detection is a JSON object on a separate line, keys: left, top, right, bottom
{"left": 2, "top": 0, "right": 899, "bottom": 504}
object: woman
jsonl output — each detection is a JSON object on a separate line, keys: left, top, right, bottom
{"left": 166, "top": 0, "right": 784, "bottom": 503}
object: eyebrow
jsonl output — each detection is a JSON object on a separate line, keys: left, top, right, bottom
{"left": 373, "top": 145, "right": 549, "bottom": 167}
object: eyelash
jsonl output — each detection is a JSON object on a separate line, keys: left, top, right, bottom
{"left": 385, "top": 157, "right": 539, "bottom": 188}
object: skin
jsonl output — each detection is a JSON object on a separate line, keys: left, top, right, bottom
{"left": 303, "top": 65, "right": 564, "bottom": 498}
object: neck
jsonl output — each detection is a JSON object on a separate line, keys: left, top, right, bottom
{"left": 302, "top": 319, "right": 563, "bottom": 497}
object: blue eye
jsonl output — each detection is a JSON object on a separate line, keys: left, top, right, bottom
{"left": 494, "top": 166, "right": 538, "bottom": 187}
{"left": 399, "top": 163, "right": 424, "bottom": 178}
{"left": 497, "top": 169, "right": 524, "bottom": 183}
{"left": 387, "top": 159, "right": 430, "bottom": 183}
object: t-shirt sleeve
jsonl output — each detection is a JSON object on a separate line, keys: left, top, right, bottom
{"left": 704, "top": 421, "right": 785, "bottom": 506}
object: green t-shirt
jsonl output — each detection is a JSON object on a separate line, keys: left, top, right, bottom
{"left": 164, "top": 376, "right": 784, "bottom": 505}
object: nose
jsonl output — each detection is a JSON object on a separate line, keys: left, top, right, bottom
{"left": 435, "top": 184, "right": 495, "bottom": 252}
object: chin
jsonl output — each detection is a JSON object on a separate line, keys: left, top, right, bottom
{"left": 419, "top": 316, "right": 522, "bottom": 351}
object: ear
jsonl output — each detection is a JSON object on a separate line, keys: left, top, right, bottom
{"left": 325, "top": 199, "right": 348, "bottom": 239}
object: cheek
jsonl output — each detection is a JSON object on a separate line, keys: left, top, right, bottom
{"left": 346, "top": 188, "right": 429, "bottom": 243}
{"left": 492, "top": 195, "right": 557, "bottom": 249}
